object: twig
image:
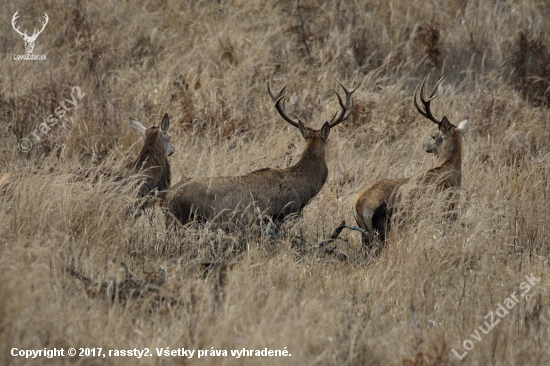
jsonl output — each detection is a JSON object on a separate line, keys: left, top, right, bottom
{"left": 69, "top": 263, "right": 167, "bottom": 302}
{"left": 340, "top": 223, "right": 370, "bottom": 237}
{"left": 316, "top": 220, "right": 370, "bottom": 248}
{"left": 411, "top": 300, "right": 420, "bottom": 353}
{"left": 68, "top": 268, "right": 92, "bottom": 286}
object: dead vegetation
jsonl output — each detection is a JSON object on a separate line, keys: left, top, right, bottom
{"left": 1, "top": 0, "right": 549, "bottom": 365}
{"left": 69, "top": 262, "right": 169, "bottom": 304}
{"left": 510, "top": 30, "right": 550, "bottom": 107}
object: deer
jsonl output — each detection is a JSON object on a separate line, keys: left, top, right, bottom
{"left": 11, "top": 11, "right": 49, "bottom": 54}
{"left": 122, "top": 113, "right": 174, "bottom": 206}
{"left": 352, "top": 77, "right": 469, "bottom": 251}
{"left": 165, "top": 81, "right": 355, "bottom": 227}
{"left": 0, "top": 114, "right": 174, "bottom": 211}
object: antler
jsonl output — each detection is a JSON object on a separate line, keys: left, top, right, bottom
{"left": 329, "top": 81, "right": 355, "bottom": 128}
{"left": 414, "top": 76, "right": 443, "bottom": 125}
{"left": 29, "top": 14, "right": 49, "bottom": 40}
{"left": 267, "top": 82, "right": 303, "bottom": 129}
{"left": 11, "top": 11, "right": 27, "bottom": 38}
{"left": 11, "top": 12, "right": 48, "bottom": 40}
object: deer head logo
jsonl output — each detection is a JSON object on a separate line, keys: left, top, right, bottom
{"left": 11, "top": 11, "right": 49, "bottom": 54}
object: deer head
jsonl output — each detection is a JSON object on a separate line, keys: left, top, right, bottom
{"left": 267, "top": 81, "right": 355, "bottom": 152}
{"left": 423, "top": 131, "right": 443, "bottom": 156}
{"left": 414, "top": 77, "right": 469, "bottom": 159}
{"left": 127, "top": 114, "right": 174, "bottom": 204}
{"left": 12, "top": 11, "right": 49, "bottom": 54}
{"left": 129, "top": 113, "right": 174, "bottom": 158}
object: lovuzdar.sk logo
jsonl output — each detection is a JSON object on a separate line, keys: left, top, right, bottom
{"left": 12, "top": 11, "right": 48, "bottom": 61}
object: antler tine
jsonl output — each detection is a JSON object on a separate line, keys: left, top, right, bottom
{"left": 31, "top": 13, "right": 49, "bottom": 39}
{"left": 341, "top": 98, "right": 354, "bottom": 121}
{"left": 268, "top": 82, "right": 301, "bottom": 128}
{"left": 414, "top": 76, "right": 442, "bottom": 125}
{"left": 11, "top": 11, "right": 27, "bottom": 37}
{"left": 413, "top": 84, "right": 426, "bottom": 118}
{"left": 39, "top": 14, "right": 49, "bottom": 30}
{"left": 11, "top": 11, "right": 19, "bottom": 26}
{"left": 328, "top": 111, "right": 338, "bottom": 124}
{"left": 424, "top": 77, "right": 443, "bottom": 102}
{"left": 329, "top": 81, "right": 356, "bottom": 128}
{"left": 267, "top": 81, "right": 287, "bottom": 103}
{"left": 339, "top": 80, "right": 357, "bottom": 97}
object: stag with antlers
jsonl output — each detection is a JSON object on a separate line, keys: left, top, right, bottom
{"left": 166, "top": 81, "right": 355, "bottom": 227}
{"left": 352, "top": 77, "right": 469, "bottom": 250}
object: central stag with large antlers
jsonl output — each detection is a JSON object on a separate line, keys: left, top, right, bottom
{"left": 166, "top": 81, "right": 354, "bottom": 226}
{"left": 352, "top": 77, "right": 469, "bottom": 251}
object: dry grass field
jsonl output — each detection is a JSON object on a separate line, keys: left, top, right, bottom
{"left": 1, "top": 0, "right": 549, "bottom": 365}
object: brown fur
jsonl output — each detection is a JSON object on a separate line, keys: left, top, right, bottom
{"left": 0, "top": 167, "right": 56, "bottom": 198}
{"left": 166, "top": 125, "right": 331, "bottom": 225}
{"left": 417, "top": 118, "right": 464, "bottom": 188}
{"left": 0, "top": 114, "right": 174, "bottom": 209}
{"left": 0, "top": 172, "right": 14, "bottom": 187}
{"left": 125, "top": 125, "right": 172, "bottom": 202}
{"left": 353, "top": 178, "right": 409, "bottom": 245}
{"left": 166, "top": 82, "right": 354, "bottom": 226}
{"left": 353, "top": 116, "right": 469, "bottom": 248}
{"left": 0, "top": 171, "right": 17, "bottom": 194}
{"left": 78, "top": 114, "right": 174, "bottom": 209}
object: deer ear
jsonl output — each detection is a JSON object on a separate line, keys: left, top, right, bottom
{"left": 439, "top": 117, "right": 453, "bottom": 136}
{"left": 297, "top": 120, "right": 309, "bottom": 139}
{"left": 457, "top": 118, "right": 469, "bottom": 137}
{"left": 321, "top": 122, "right": 331, "bottom": 139}
{"left": 160, "top": 113, "right": 170, "bottom": 132}
{"left": 129, "top": 117, "right": 147, "bottom": 137}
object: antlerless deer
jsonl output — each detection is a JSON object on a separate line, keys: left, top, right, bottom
{"left": 0, "top": 114, "right": 174, "bottom": 213}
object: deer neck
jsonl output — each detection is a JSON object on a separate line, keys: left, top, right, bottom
{"left": 286, "top": 138, "right": 328, "bottom": 200}
{"left": 433, "top": 133, "right": 462, "bottom": 187}
{"left": 128, "top": 137, "right": 171, "bottom": 196}
{"left": 436, "top": 134, "right": 462, "bottom": 170}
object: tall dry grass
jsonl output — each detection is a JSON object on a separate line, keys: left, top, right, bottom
{"left": 1, "top": 0, "right": 549, "bottom": 365}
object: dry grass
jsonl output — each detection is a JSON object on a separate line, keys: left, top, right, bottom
{"left": 1, "top": 0, "right": 549, "bottom": 365}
